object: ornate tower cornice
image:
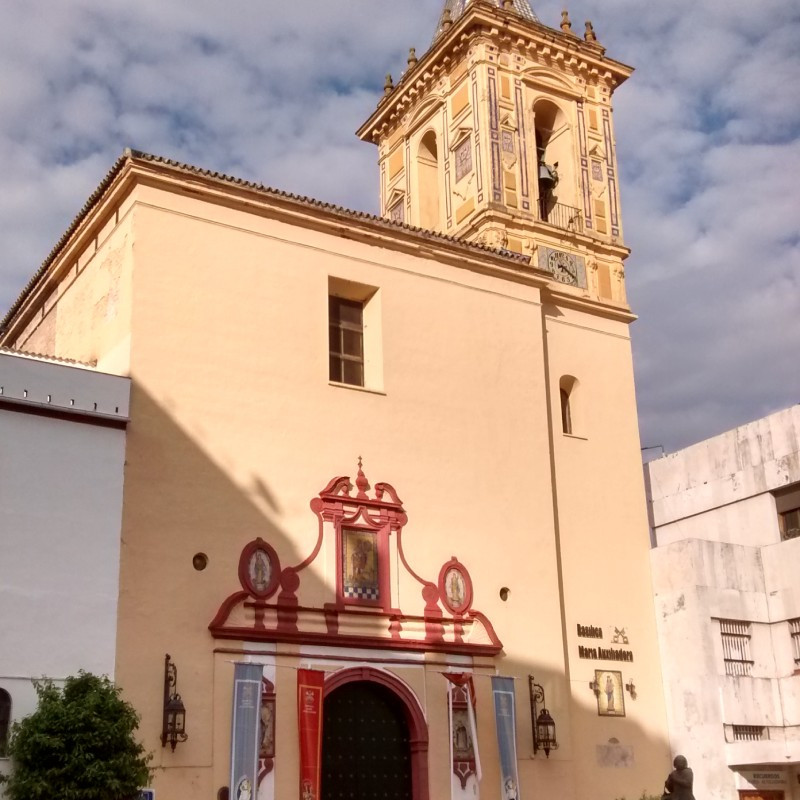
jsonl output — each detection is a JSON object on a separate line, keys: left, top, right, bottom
{"left": 357, "top": 2, "right": 631, "bottom": 145}
{"left": 356, "top": 0, "right": 635, "bottom": 308}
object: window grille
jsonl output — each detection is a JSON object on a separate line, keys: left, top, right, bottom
{"left": 732, "top": 725, "right": 766, "bottom": 741}
{"left": 790, "top": 619, "right": 800, "bottom": 665}
{"left": 720, "top": 620, "right": 753, "bottom": 676}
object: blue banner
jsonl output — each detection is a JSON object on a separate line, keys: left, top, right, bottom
{"left": 492, "top": 676, "right": 520, "bottom": 800}
{"left": 230, "top": 663, "right": 263, "bottom": 800}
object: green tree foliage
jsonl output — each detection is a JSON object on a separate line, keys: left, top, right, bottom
{"left": 0, "top": 672, "right": 152, "bottom": 800}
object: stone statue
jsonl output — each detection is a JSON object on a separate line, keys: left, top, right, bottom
{"left": 663, "top": 755, "right": 695, "bottom": 800}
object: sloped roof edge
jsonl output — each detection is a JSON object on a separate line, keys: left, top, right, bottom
{"left": 1, "top": 149, "right": 533, "bottom": 334}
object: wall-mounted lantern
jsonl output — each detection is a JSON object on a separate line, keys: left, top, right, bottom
{"left": 529, "top": 675, "right": 558, "bottom": 758}
{"left": 589, "top": 678, "right": 600, "bottom": 696}
{"left": 161, "top": 654, "right": 188, "bottom": 751}
{"left": 625, "top": 678, "right": 637, "bottom": 700}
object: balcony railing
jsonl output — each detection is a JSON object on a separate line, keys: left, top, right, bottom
{"left": 538, "top": 199, "right": 583, "bottom": 234}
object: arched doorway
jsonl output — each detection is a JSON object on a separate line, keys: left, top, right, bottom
{"left": 322, "top": 667, "right": 429, "bottom": 800}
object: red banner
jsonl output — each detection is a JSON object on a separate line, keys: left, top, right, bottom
{"left": 297, "top": 669, "right": 325, "bottom": 800}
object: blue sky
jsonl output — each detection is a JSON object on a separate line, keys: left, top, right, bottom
{"left": 1, "top": 0, "right": 798, "bottom": 452}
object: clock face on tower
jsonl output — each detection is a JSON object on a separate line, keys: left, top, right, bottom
{"left": 548, "top": 251, "right": 578, "bottom": 286}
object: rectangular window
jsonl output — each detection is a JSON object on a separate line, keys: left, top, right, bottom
{"left": 774, "top": 484, "right": 800, "bottom": 541}
{"left": 329, "top": 296, "right": 364, "bottom": 387}
{"left": 790, "top": 619, "right": 800, "bottom": 665}
{"left": 720, "top": 620, "right": 753, "bottom": 676}
{"left": 779, "top": 507, "right": 800, "bottom": 541}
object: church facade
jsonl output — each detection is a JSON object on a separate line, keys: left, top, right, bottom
{"left": 0, "top": 2, "right": 671, "bottom": 798}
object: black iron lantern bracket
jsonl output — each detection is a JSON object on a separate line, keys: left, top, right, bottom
{"left": 161, "top": 653, "right": 188, "bottom": 751}
{"left": 529, "top": 675, "right": 559, "bottom": 758}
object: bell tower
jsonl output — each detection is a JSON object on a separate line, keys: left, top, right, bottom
{"left": 357, "top": 0, "right": 633, "bottom": 305}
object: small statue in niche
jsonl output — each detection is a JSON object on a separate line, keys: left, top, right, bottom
{"left": 662, "top": 755, "right": 696, "bottom": 800}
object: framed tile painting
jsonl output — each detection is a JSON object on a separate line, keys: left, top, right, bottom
{"left": 595, "top": 670, "right": 625, "bottom": 717}
{"left": 342, "top": 528, "right": 379, "bottom": 601}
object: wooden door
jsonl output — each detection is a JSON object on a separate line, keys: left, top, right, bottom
{"left": 321, "top": 680, "right": 412, "bottom": 800}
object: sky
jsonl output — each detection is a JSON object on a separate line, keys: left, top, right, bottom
{"left": 0, "top": 0, "right": 798, "bottom": 453}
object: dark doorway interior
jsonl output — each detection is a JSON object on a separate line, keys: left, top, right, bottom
{"left": 321, "top": 680, "right": 413, "bottom": 800}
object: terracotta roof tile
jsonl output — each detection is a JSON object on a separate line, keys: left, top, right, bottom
{"left": 0, "top": 346, "right": 96, "bottom": 368}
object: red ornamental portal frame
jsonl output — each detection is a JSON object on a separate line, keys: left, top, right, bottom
{"left": 209, "top": 460, "right": 502, "bottom": 656}
{"left": 211, "top": 461, "right": 500, "bottom": 800}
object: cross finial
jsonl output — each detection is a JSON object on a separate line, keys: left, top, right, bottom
{"left": 356, "top": 457, "right": 369, "bottom": 498}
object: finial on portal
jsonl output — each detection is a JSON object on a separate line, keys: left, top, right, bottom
{"left": 584, "top": 20, "right": 598, "bottom": 42}
{"left": 408, "top": 47, "right": 418, "bottom": 68}
{"left": 441, "top": 8, "right": 452, "bottom": 31}
{"left": 384, "top": 73, "right": 394, "bottom": 95}
{"left": 502, "top": 0, "right": 514, "bottom": 10}
{"left": 560, "top": 10, "right": 574, "bottom": 34}
{"left": 355, "top": 456, "right": 369, "bottom": 499}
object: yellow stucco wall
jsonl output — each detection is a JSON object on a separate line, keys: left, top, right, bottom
{"left": 0, "top": 159, "right": 670, "bottom": 795}
{"left": 18, "top": 175, "right": 663, "bottom": 798}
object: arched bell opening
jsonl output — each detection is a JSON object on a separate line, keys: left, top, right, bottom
{"left": 533, "top": 99, "right": 578, "bottom": 225}
{"left": 417, "top": 130, "right": 441, "bottom": 231}
{"left": 322, "top": 667, "right": 429, "bottom": 800}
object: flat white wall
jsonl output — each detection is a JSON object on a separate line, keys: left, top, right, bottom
{"left": 0, "top": 354, "right": 129, "bottom": 787}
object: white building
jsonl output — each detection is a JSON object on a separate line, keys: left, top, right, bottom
{"left": 0, "top": 350, "right": 130, "bottom": 790}
{"left": 648, "top": 405, "right": 800, "bottom": 800}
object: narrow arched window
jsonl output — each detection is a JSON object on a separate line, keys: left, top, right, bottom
{"left": 559, "top": 375, "right": 578, "bottom": 435}
{"left": 560, "top": 388, "right": 572, "bottom": 434}
{"left": 0, "top": 688, "right": 11, "bottom": 757}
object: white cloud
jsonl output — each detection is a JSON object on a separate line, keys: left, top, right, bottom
{"left": 0, "top": 0, "right": 797, "bottom": 452}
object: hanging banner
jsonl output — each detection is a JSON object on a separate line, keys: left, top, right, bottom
{"left": 229, "top": 663, "right": 263, "bottom": 800}
{"left": 445, "top": 672, "right": 481, "bottom": 797}
{"left": 297, "top": 669, "right": 325, "bottom": 800}
{"left": 492, "top": 676, "right": 520, "bottom": 800}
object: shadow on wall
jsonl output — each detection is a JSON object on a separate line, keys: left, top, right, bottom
{"left": 117, "top": 382, "right": 673, "bottom": 800}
